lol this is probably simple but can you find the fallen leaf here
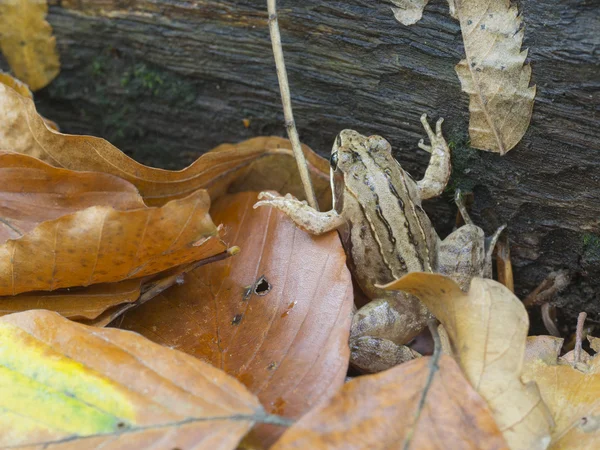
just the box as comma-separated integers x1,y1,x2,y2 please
383,273,553,450
272,355,508,449
0,153,226,295
523,336,600,449
0,0,60,90
118,191,354,447
0,78,329,207
389,0,430,26
0,309,276,448
454,0,536,154
0,279,142,321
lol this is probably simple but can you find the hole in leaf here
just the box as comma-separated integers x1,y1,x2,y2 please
231,314,243,326
254,276,271,296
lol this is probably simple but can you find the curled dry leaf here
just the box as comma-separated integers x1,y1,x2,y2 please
0,152,226,295
0,309,272,449
383,273,553,450
118,191,354,447
0,0,60,90
272,355,508,450
523,336,600,449
454,0,536,154
389,0,430,26
0,77,330,207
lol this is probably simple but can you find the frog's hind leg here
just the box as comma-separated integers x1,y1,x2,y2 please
417,114,452,200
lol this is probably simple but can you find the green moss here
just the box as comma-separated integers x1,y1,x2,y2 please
445,130,480,197
582,233,600,262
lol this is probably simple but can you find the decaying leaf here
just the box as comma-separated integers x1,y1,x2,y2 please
118,191,354,446
0,0,60,90
0,152,227,295
0,77,330,207
454,0,536,154
272,355,508,449
523,336,600,449
384,273,553,450
389,0,430,26
0,309,273,449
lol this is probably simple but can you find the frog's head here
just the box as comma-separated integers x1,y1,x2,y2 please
330,129,393,210
330,129,392,174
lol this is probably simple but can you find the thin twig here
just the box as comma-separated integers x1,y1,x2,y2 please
403,319,441,450
267,0,319,210
574,311,587,365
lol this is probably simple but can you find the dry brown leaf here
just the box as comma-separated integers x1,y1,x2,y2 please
384,273,553,450
118,191,354,447
390,0,430,26
0,153,227,295
0,152,145,242
523,336,600,449
0,78,329,206
0,279,142,321
0,309,278,449
454,0,536,154
0,0,60,90
272,355,508,449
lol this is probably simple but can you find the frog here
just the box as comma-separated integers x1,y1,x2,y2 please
254,114,504,373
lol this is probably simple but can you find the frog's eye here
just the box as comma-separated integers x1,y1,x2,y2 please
330,151,339,171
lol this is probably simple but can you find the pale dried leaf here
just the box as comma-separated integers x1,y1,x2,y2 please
0,0,60,90
389,0,429,26
272,355,508,450
523,336,600,449
454,0,536,154
383,273,553,450
118,191,354,447
0,310,266,448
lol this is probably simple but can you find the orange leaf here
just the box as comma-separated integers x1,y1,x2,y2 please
0,153,226,295
118,191,354,447
0,78,330,207
0,309,275,448
272,355,509,450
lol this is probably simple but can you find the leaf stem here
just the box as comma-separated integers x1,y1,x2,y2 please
267,0,319,211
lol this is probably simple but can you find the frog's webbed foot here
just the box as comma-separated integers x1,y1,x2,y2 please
350,336,420,374
254,191,345,235
417,114,451,200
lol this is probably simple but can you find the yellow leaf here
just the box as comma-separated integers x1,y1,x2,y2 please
382,273,554,450
454,0,536,154
523,336,600,449
0,0,60,91
0,310,266,448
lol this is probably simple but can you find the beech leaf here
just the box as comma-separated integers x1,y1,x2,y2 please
389,0,430,26
118,191,354,447
0,153,227,295
383,273,554,450
523,336,600,449
0,77,329,206
0,0,60,90
0,310,273,449
272,355,508,449
454,0,536,154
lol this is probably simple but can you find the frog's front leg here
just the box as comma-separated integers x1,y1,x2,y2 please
254,192,346,235
416,114,452,200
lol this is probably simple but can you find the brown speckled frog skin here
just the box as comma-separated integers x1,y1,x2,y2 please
255,114,503,373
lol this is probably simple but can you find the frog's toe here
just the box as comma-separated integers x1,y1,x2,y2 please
418,138,432,153
349,336,420,374
435,117,444,137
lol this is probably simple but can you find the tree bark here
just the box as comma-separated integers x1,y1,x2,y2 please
29,1,600,325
